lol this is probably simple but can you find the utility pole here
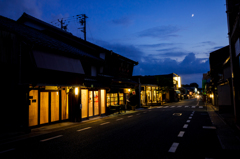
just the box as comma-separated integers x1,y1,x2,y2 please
78,14,88,41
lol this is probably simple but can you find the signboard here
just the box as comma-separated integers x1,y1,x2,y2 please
45,86,58,90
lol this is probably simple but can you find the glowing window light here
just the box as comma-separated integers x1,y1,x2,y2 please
75,87,79,95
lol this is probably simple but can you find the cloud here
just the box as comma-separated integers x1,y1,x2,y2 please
133,53,209,76
138,43,175,48
137,25,180,39
93,40,144,61
111,16,133,26
156,52,188,57
0,0,43,20
201,41,216,45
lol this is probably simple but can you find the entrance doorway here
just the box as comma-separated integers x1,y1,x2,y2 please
88,91,99,117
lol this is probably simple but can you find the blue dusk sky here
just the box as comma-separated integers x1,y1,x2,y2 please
0,0,229,87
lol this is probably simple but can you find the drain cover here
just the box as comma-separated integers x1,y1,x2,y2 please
173,113,182,116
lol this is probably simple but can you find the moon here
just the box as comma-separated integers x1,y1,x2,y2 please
192,14,194,17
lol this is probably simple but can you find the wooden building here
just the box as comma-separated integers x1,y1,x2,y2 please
0,13,138,132
133,73,181,106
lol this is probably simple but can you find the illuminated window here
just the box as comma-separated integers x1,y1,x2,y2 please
119,93,124,105
107,93,118,106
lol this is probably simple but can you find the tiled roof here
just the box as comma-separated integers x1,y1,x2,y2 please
0,15,103,61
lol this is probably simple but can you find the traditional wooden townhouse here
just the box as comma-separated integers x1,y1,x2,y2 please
133,73,181,107
0,13,138,132
226,0,240,126
208,46,233,113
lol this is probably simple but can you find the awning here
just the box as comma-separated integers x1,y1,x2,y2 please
33,50,85,74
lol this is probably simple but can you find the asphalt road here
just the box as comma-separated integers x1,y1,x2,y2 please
1,98,225,159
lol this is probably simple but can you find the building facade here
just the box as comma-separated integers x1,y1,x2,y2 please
0,13,138,132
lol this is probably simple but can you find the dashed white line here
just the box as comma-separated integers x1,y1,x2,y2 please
100,122,110,125
183,124,188,128
77,127,92,132
0,148,15,154
190,114,193,116
185,106,189,108
189,117,192,119
199,106,203,108
171,106,175,108
168,142,179,153
164,106,169,108
40,135,63,142
192,106,196,108
178,131,185,137
177,106,182,108
116,118,123,121
128,115,133,118
186,120,191,123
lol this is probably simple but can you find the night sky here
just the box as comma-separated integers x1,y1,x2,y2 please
0,0,228,87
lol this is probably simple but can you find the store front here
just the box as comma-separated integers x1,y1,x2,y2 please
141,85,162,106
81,89,106,119
28,86,69,127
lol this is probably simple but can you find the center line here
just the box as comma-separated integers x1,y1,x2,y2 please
100,122,110,125
190,114,193,116
183,124,188,128
178,131,185,137
77,127,91,132
168,142,179,153
186,120,191,123
128,115,133,118
185,106,189,108
189,117,192,119
40,135,63,142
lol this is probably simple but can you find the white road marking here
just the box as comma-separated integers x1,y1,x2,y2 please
186,120,191,123
192,106,196,108
136,113,140,115
116,118,123,121
164,106,169,108
185,106,189,108
171,106,175,108
168,142,179,153
178,131,185,137
0,148,15,154
203,126,216,129
199,106,203,108
177,106,182,108
77,127,92,132
183,124,188,128
100,122,110,125
189,117,192,119
190,114,193,116
128,115,133,118
40,135,63,142
158,106,163,108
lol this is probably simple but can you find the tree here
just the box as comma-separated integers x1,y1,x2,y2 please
190,83,199,88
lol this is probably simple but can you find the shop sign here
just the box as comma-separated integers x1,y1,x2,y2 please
45,86,58,90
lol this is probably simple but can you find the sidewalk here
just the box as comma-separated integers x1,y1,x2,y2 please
0,109,140,146
201,101,240,150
